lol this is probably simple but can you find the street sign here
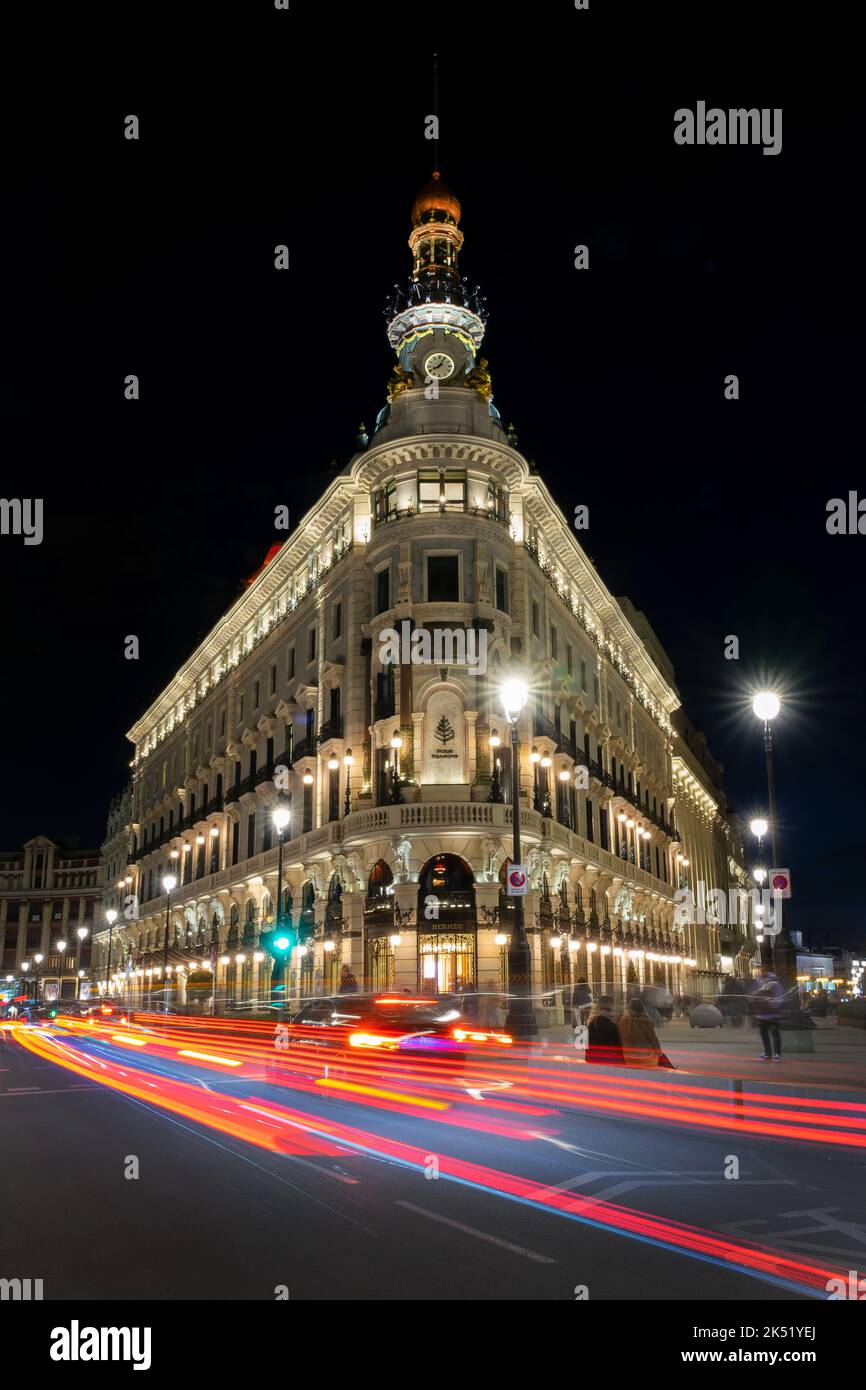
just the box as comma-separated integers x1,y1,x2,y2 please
506,865,528,897
769,869,792,898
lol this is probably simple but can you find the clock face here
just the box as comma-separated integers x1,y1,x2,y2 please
423,351,455,381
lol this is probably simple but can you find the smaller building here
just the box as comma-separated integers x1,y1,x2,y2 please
0,836,104,999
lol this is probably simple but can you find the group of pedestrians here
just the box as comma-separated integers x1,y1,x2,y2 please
581,994,672,1068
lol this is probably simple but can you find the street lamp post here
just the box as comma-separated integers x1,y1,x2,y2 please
272,802,291,1009
162,875,177,1016
76,926,89,997
343,749,353,817
55,940,67,1003
500,678,538,1041
751,692,794,985
104,910,118,992
33,954,43,1000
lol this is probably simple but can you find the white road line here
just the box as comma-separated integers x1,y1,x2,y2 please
0,1086,99,1096
396,1200,556,1264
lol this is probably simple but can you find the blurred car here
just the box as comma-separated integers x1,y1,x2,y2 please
282,993,512,1067
64,998,130,1022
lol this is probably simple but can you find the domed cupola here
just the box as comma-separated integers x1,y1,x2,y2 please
384,171,488,377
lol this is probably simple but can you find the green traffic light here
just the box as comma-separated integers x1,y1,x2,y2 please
275,936,291,951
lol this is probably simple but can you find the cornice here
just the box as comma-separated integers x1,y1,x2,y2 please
351,434,529,493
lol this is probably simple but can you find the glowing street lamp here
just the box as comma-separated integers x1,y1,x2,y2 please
499,676,536,1040
162,874,177,1016
751,689,793,979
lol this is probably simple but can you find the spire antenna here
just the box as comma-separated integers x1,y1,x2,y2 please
432,51,439,172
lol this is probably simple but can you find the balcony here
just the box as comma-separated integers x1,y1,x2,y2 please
317,717,344,743
293,736,315,761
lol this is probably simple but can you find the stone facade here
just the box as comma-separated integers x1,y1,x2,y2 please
0,837,102,999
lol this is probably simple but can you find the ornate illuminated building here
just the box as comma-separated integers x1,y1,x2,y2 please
92,174,757,1016
0,837,102,1000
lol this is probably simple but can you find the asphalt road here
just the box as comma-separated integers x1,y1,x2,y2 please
1,1024,863,1301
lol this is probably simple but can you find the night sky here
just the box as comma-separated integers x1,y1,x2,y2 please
5,12,863,951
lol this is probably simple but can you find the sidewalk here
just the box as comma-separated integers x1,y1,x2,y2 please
533,1016,866,1091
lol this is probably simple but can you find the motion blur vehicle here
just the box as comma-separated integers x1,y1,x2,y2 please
67,998,129,1022
283,993,512,1070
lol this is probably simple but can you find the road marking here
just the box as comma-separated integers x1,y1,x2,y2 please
0,1086,99,1096
396,1200,556,1264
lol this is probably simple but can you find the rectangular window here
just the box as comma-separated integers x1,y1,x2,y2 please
376,565,391,615
288,646,295,679
442,469,466,510
531,600,540,638
580,659,588,691
585,799,594,844
253,680,260,709
231,822,240,865
566,642,573,676
417,468,466,512
418,469,441,511
247,813,256,859
333,602,342,640
495,566,508,614
239,693,245,721
426,554,460,602
308,627,317,663
374,480,396,524
550,625,558,660
269,663,276,695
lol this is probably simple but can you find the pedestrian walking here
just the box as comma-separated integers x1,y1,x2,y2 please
338,965,359,994
618,998,664,1068
753,968,784,1060
586,995,623,1065
478,978,502,1029
572,977,592,1029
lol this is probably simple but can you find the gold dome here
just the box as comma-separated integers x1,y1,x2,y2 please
411,171,461,225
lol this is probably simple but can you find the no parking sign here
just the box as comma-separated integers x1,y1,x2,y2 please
506,865,528,896
769,869,792,898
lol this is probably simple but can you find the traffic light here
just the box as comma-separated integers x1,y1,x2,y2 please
258,927,295,957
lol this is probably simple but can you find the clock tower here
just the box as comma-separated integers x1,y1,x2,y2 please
384,172,490,396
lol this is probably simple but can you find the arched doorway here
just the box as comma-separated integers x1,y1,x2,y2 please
417,854,476,995
365,859,395,991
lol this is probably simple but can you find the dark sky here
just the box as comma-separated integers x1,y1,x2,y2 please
5,12,863,951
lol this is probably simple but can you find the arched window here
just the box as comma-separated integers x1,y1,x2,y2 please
367,859,393,901
326,874,343,931
417,854,475,926
246,900,256,924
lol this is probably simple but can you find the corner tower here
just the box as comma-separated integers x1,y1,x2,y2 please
376,174,503,441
